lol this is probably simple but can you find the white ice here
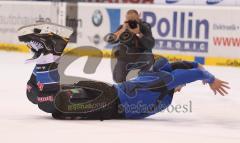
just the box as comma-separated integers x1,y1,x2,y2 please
0,52,239,143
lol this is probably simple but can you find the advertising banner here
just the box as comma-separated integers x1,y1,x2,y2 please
237,0,240,6
195,0,236,6
59,3,240,59
118,5,240,58
0,1,59,43
154,0,238,6
0,2,239,61
70,0,154,4
154,0,194,5
73,0,240,6
67,3,121,49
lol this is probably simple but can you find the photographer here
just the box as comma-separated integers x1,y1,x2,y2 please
107,9,155,83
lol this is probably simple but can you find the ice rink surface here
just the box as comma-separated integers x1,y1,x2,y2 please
0,52,239,143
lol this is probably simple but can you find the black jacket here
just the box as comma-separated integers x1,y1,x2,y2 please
115,21,155,53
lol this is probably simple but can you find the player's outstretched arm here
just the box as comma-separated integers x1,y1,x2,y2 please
167,64,230,96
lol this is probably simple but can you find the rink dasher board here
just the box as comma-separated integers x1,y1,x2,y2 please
0,43,239,68
0,2,240,67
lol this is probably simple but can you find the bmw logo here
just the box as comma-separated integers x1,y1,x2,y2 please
92,10,103,27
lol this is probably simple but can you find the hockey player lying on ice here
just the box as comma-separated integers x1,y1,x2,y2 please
18,23,230,120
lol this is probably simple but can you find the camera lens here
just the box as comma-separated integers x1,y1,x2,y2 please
119,30,133,43
128,20,138,29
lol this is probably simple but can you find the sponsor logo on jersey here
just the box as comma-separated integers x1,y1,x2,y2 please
37,95,54,102
37,81,44,91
